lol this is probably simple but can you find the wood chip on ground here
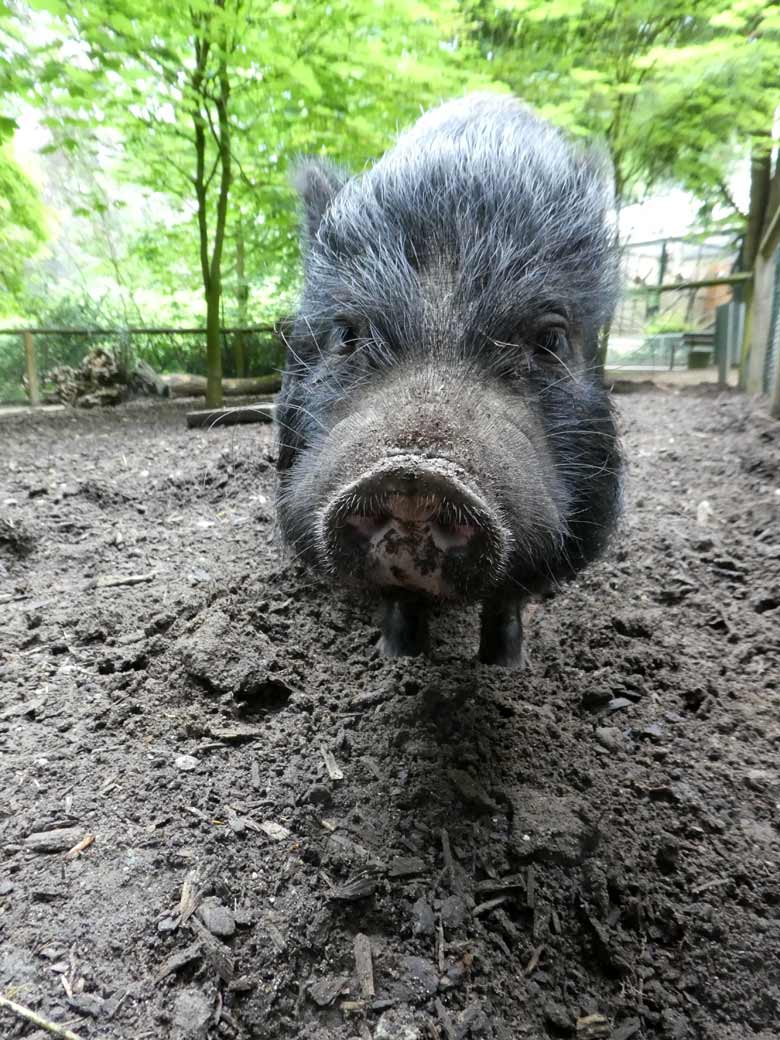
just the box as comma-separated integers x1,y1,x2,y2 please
353,933,375,998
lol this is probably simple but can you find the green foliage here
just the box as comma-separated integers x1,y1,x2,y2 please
470,0,780,211
0,145,46,311
0,0,777,400
645,315,695,336
17,0,473,401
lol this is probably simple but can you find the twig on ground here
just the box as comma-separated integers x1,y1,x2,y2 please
93,571,156,589
63,834,94,860
525,944,545,975
473,894,510,917
0,994,85,1040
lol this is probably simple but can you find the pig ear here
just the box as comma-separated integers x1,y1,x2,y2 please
293,158,348,244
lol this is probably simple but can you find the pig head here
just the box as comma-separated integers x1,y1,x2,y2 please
275,93,622,665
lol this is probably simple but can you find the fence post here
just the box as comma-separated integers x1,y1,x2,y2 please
23,331,40,407
772,358,780,418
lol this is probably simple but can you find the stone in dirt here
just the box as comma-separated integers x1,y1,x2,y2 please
374,1008,422,1040
447,768,498,813
595,726,623,752
178,607,288,702
172,987,212,1039
304,783,333,806
306,974,347,1007
508,787,596,865
392,956,439,1002
577,1012,611,1038
411,897,435,936
197,896,236,938
67,993,105,1018
544,998,573,1032
175,754,199,771
0,517,34,558
259,820,291,841
440,894,467,930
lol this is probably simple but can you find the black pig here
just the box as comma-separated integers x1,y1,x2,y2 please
275,94,622,667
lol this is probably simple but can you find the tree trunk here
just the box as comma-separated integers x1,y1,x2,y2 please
205,282,223,408
190,14,230,411
234,219,248,378
204,35,231,408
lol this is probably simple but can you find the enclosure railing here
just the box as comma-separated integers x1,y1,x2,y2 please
609,272,752,386
0,272,760,405
0,324,280,406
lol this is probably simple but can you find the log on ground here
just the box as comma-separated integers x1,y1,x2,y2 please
163,373,281,398
186,403,276,429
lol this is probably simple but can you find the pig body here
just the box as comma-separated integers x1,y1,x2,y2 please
276,94,622,666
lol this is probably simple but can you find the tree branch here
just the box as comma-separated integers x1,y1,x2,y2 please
716,179,748,220
209,42,231,288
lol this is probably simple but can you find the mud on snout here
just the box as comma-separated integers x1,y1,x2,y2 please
319,454,512,600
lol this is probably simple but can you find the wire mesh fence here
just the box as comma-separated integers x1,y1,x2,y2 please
0,325,285,404
607,232,743,381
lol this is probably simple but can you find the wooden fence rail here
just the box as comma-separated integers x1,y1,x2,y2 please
626,272,752,294
0,325,281,408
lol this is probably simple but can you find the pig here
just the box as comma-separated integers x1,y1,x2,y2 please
275,93,622,667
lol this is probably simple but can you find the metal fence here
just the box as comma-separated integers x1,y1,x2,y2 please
763,246,780,397
606,232,744,383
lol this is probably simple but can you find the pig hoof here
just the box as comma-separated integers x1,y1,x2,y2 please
379,598,428,657
479,598,526,668
479,642,528,670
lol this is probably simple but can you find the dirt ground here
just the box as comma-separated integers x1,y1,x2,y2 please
1,388,779,1040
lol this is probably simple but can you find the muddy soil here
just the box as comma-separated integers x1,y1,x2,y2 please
1,391,779,1040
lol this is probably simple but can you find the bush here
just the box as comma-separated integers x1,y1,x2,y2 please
645,316,695,335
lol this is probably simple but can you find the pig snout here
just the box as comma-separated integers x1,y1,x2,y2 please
322,458,508,599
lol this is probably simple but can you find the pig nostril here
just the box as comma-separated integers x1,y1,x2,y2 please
343,513,388,539
430,519,476,550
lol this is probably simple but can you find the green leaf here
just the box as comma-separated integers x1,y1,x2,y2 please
287,61,323,99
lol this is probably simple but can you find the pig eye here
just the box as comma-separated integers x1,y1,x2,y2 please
533,315,570,362
332,319,361,357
